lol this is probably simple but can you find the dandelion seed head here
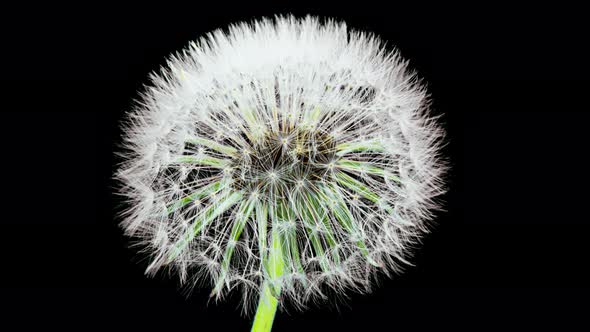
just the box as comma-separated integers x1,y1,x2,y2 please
117,15,446,313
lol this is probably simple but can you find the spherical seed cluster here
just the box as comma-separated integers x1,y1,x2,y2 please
117,16,446,312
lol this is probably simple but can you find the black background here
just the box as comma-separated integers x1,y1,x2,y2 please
3,3,588,330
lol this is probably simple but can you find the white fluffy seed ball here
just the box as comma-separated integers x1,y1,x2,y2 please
117,15,446,312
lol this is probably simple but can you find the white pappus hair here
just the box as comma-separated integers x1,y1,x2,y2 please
116,15,446,313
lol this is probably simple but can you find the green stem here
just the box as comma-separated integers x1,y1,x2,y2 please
251,222,284,332
251,281,279,332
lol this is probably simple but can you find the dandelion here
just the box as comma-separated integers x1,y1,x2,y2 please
117,15,446,332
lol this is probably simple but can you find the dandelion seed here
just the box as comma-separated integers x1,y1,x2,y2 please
117,15,446,332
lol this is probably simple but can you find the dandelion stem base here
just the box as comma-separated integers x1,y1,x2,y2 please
251,281,279,332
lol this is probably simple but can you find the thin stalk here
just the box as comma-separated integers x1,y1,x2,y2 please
251,220,284,332
251,281,279,332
